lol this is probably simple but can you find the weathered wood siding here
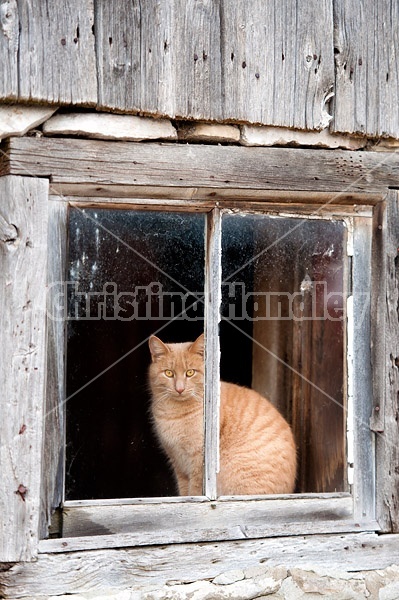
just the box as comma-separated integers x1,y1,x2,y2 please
0,176,49,561
2,0,398,137
1,0,97,104
333,0,399,138
96,0,334,128
377,191,399,532
2,0,334,130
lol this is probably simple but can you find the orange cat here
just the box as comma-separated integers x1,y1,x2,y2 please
148,333,296,496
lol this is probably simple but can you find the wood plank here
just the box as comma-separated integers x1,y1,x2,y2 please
95,0,332,127
376,190,399,532
2,137,399,194
351,217,375,522
333,0,399,137
39,201,67,539
173,0,222,120
17,0,97,104
0,0,19,99
96,0,222,119
221,0,334,129
370,201,387,432
204,209,221,499
0,533,397,597
138,2,175,117
42,496,379,553
95,0,141,111
49,187,383,207
0,175,49,562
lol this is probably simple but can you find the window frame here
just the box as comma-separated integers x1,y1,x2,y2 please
0,136,397,563
41,197,377,553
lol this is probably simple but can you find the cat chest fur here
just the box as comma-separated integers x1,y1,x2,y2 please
151,398,204,478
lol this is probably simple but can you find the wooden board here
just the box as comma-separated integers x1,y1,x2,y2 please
376,190,399,531
95,0,332,127
97,0,222,120
0,175,49,562
1,137,399,196
0,0,97,105
221,0,334,129
39,495,380,553
0,533,398,598
351,218,375,522
333,0,399,137
39,201,67,539
175,0,223,120
204,209,221,499
370,201,387,433
95,0,142,111
0,0,19,98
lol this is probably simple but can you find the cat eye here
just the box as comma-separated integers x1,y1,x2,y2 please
164,370,174,378
186,369,195,377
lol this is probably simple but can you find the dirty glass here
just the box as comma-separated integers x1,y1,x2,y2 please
221,213,346,493
66,208,205,500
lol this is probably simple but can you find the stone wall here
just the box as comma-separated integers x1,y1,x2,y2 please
0,104,368,149
3,103,398,152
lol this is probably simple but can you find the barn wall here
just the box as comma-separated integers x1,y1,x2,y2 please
1,0,399,137
2,0,399,597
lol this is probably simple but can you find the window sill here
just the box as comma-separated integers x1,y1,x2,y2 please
39,493,379,553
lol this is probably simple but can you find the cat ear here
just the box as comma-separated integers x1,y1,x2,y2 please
189,333,204,356
149,335,169,359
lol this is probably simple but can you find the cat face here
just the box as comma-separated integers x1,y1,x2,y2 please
148,334,204,402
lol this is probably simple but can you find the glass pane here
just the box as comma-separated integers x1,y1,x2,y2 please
220,213,346,494
66,208,205,500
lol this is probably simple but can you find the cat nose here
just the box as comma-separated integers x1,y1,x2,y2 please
176,383,185,394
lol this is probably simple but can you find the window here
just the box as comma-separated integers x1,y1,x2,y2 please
51,201,375,548
2,138,396,562
65,207,348,501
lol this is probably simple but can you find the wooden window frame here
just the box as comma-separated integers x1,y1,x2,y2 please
1,137,399,565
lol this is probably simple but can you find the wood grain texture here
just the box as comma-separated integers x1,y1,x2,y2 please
204,209,221,499
351,217,375,523
39,201,67,539
0,0,19,98
96,0,222,119
95,0,332,127
370,201,386,433
16,0,97,104
2,137,399,195
95,0,141,111
174,0,222,120
333,0,399,137
376,191,399,532
42,495,379,553
3,1,399,138
0,175,49,562
221,0,334,128
0,533,398,597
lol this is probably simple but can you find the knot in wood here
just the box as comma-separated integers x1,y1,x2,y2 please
16,484,28,502
0,214,18,245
